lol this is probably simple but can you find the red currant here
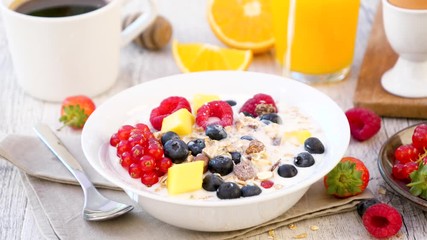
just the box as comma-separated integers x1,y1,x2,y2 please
260,180,274,189
141,171,159,187
158,157,173,173
117,140,131,156
120,151,134,169
139,155,156,173
394,144,419,164
128,134,146,148
117,125,134,140
412,124,427,151
128,163,142,178
392,161,418,182
109,133,120,147
147,137,164,160
131,144,144,161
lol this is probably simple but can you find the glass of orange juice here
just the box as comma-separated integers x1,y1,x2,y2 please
271,0,360,83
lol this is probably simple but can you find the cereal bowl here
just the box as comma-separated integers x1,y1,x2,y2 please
81,71,350,231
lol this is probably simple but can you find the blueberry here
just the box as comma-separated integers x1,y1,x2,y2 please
161,131,180,145
225,100,237,106
187,139,206,156
229,151,241,164
294,152,315,167
202,174,224,192
259,113,282,124
216,182,241,199
304,137,325,154
205,124,227,140
242,112,254,118
164,139,189,164
208,155,234,176
277,164,298,178
240,135,254,141
241,185,262,197
356,198,380,217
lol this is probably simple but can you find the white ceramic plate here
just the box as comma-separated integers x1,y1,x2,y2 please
81,71,350,231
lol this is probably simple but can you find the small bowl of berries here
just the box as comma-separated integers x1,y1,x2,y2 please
81,71,350,231
378,122,427,211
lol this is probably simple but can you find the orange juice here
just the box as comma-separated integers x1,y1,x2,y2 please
271,0,360,77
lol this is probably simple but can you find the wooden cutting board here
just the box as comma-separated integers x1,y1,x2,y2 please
353,4,427,119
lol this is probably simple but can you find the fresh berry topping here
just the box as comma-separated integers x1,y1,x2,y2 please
412,124,427,151
259,113,282,124
324,157,370,198
119,151,134,169
239,93,277,117
225,100,237,106
187,138,206,156
59,95,96,129
146,137,164,160
394,144,419,164
277,164,298,178
139,155,156,173
141,171,159,187
202,174,224,191
345,107,381,141
196,100,233,129
158,157,173,173
205,124,228,140
208,155,234,176
392,161,418,182
117,125,135,140
216,182,241,199
160,131,180,145
356,198,381,217
407,161,427,200
362,203,402,238
260,180,274,189
109,133,120,147
241,185,262,197
128,163,142,178
229,151,241,164
149,96,191,130
294,152,315,167
304,137,325,154
163,139,189,164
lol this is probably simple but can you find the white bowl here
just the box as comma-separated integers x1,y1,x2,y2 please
81,71,350,232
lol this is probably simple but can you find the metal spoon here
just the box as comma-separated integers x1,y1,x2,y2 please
34,123,134,221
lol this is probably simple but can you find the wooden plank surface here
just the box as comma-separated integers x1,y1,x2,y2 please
1,0,427,239
354,3,427,119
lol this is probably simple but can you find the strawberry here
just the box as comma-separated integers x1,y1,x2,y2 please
59,95,96,129
324,157,370,198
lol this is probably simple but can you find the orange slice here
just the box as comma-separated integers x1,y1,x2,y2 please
172,40,252,73
207,0,274,54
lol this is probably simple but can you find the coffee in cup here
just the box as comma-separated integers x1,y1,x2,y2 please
388,0,427,9
11,0,107,17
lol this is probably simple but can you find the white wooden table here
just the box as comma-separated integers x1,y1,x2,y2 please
1,0,426,239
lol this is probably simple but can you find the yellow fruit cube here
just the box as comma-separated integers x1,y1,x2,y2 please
167,161,204,195
283,130,312,144
192,94,220,113
161,108,194,136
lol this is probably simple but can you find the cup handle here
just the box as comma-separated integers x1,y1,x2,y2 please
120,0,157,47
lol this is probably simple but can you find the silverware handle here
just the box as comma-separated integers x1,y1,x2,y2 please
33,123,88,182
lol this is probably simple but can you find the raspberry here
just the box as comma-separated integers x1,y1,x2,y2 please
239,93,278,117
412,124,427,151
362,203,402,238
196,100,233,129
345,107,381,141
149,96,191,130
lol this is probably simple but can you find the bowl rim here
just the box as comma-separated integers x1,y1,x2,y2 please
82,70,350,207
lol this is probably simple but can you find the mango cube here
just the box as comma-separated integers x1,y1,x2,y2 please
283,130,312,144
167,161,204,195
192,94,220,113
161,108,194,136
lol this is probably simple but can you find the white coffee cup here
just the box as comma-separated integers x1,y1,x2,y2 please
0,0,157,101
